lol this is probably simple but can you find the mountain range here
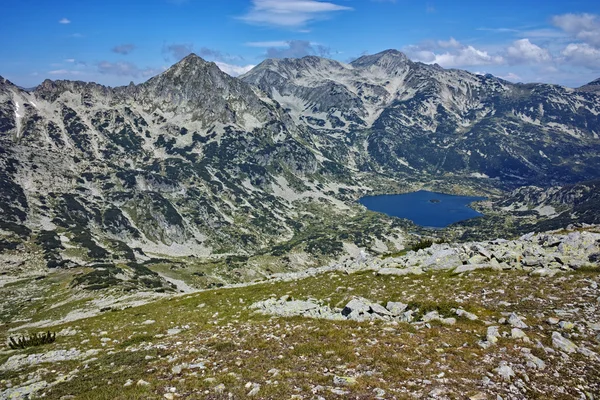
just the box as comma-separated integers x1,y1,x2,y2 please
1,50,599,281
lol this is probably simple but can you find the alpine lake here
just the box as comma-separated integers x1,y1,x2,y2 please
359,190,486,228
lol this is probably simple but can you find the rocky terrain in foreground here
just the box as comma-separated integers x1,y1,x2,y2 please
0,226,598,399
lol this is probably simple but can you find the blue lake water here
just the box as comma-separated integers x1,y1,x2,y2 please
359,190,486,228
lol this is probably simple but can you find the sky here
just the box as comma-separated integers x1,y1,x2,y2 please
1,0,600,88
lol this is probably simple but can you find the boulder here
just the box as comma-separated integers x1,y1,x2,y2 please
508,313,528,329
377,267,423,276
342,297,390,321
386,301,408,316
552,332,577,353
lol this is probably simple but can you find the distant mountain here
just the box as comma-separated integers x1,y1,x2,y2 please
242,49,600,185
1,51,600,273
578,78,600,93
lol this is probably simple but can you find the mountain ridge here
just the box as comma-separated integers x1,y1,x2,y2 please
0,50,599,283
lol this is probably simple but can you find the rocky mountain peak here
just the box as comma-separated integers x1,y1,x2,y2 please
350,49,411,72
586,77,600,86
577,77,600,93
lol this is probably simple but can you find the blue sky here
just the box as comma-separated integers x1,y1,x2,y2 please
1,0,600,87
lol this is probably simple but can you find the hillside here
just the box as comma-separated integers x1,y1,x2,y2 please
0,226,599,399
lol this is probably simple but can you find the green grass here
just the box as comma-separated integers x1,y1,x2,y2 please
1,265,599,399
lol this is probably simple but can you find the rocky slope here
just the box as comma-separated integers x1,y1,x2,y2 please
0,55,380,276
242,50,600,185
1,51,600,288
1,226,599,399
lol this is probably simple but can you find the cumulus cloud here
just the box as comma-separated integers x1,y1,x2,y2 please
498,72,522,82
59,18,71,24
553,13,600,47
261,40,331,58
112,44,136,55
560,43,600,69
97,61,161,78
246,41,290,47
437,37,460,49
505,39,551,64
215,62,256,76
239,0,352,27
48,69,82,76
406,39,504,68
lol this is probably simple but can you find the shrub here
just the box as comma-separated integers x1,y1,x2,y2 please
412,239,434,251
8,331,56,349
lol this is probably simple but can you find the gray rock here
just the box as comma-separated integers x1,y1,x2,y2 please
508,313,528,329
342,297,390,321
511,328,529,341
455,308,478,320
386,301,408,316
454,264,490,274
377,267,423,276
552,331,577,353
523,352,546,370
494,362,515,381
333,376,357,386
487,326,501,344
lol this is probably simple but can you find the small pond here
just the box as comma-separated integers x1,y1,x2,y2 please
359,190,486,228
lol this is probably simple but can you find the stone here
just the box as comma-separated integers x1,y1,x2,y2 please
547,317,560,325
552,332,577,353
440,317,457,325
333,376,356,386
377,267,423,276
530,268,556,277
487,326,501,344
511,328,529,341
124,379,133,387
455,308,478,320
508,313,528,329
214,383,226,394
494,362,515,381
577,346,598,359
454,264,490,274
386,301,408,316
422,311,441,323
342,297,390,321
137,379,150,387
247,384,260,397
523,352,546,370
558,321,575,330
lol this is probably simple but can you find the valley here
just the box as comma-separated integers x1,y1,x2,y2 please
0,49,599,399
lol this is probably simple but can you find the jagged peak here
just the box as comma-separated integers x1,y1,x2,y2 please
350,49,411,70
0,75,17,88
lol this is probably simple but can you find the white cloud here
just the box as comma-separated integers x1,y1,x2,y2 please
246,41,291,47
59,18,71,24
97,61,161,78
505,39,551,64
553,13,600,47
239,0,352,27
64,58,75,63
407,40,504,68
498,72,522,82
437,37,460,49
214,62,256,76
560,43,600,69
48,69,82,76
